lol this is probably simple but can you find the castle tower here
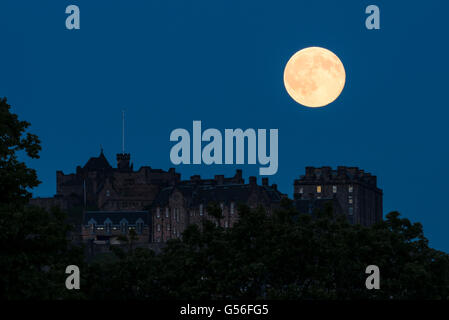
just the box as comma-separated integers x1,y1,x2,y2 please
116,152,131,170
293,166,383,226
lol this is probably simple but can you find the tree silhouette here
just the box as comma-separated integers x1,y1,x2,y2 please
0,98,84,300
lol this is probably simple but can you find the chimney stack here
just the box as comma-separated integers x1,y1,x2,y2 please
249,176,257,185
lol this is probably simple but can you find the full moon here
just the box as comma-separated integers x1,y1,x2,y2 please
283,47,346,108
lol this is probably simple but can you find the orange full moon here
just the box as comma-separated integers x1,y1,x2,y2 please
283,47,346,108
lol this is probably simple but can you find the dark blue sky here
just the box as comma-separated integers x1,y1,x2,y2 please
1,1,448,252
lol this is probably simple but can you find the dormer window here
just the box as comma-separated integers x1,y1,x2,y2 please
136,218,144,234
120,219,128,234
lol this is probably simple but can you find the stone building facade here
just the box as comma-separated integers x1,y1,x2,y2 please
151,171,285,242
31,149,180,212
293,166,383,226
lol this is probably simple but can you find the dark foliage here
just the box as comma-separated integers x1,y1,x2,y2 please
1,97,448,300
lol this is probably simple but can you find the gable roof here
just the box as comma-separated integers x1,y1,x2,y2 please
83,150,112,171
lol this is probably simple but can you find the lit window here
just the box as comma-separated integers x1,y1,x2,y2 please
230,202,235,215
349,185,353,193
157,224,161,232
299,187,304,194
317,186,322,193
106,190,110,197
220,203,224,212
200,204,204,216
165,208,169,218
225,221,229,228
348,196,353,204
167,224,171,231
333,185,337,193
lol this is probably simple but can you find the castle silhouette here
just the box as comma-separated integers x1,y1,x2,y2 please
31,150,382,245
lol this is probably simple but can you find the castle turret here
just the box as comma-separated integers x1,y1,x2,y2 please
116,153,131,170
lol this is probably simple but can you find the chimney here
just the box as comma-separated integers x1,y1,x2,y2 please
262,177,268,186
249,176,257,185
305,167,315,176
215,175,224,185
337,166,346,177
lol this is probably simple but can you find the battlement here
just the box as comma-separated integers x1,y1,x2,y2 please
296,166,377,186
